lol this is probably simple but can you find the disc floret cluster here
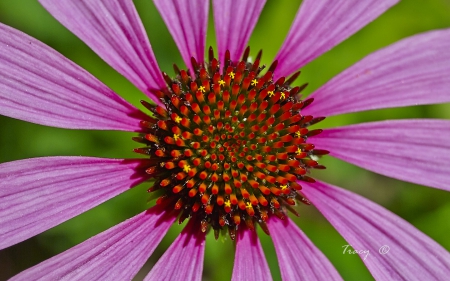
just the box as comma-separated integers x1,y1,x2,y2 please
133,47,327,239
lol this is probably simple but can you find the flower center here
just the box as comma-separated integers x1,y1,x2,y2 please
134,47,327,239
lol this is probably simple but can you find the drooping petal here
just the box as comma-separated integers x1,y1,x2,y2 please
0,157,149,250
0,23,146,131
145,219,206,281
153,0,209,70
311,119,450,191
11,206,177,280
231,229,272,281
274,0,399,79
267,218,342,281
303,29,450,117
213,0,267,64
302,180,450,280
39,0,166,104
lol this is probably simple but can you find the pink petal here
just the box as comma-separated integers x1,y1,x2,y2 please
274,0,399,79
213,0,267,64
302,180,450,280
303,29,450,117
11,206,177,280
39,0,166,104
231,229,272,281
0,157,149,250
153,0,209,70
145,219,206,281
311,119,450,191
267,218,342,281
0,23,145,131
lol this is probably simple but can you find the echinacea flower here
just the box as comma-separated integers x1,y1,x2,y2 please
1,0,450,280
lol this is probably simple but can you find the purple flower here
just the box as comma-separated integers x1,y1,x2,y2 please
1,0,450,280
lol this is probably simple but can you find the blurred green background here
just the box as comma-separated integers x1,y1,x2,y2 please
1,0,450,280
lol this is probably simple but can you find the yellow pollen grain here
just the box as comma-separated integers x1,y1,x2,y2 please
228,72,235,79
280,92,286,100
245,202,252,208
295,131,302,138
174,116,182,123
251,79,258,86
296,147,303,155
225,200,231,208
198,86,206,93
183,164,191,173
268,90,274,97
173,134,180,141
280,184,288,190
218,80,225,86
